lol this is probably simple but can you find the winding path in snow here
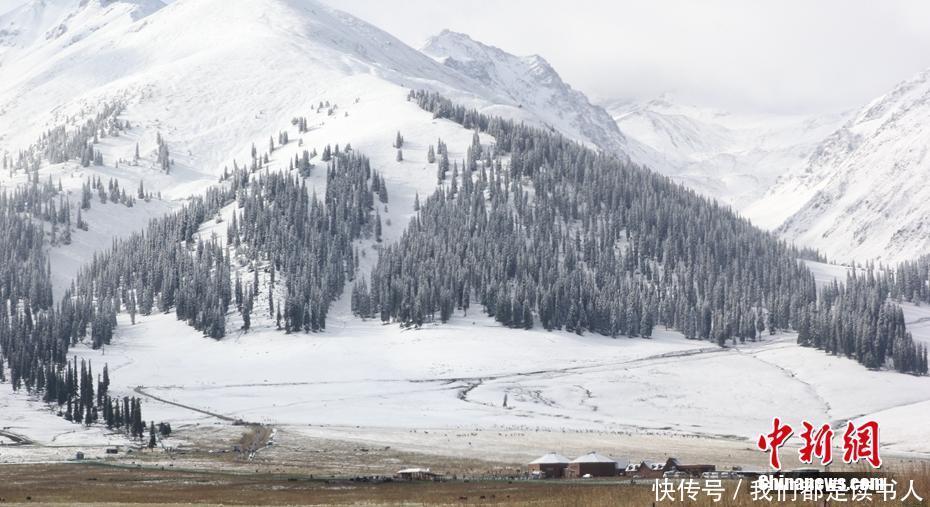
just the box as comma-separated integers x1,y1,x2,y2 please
731,341,834,420
0,429,34,446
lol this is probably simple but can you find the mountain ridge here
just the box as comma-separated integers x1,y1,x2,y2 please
0,0,644,294
1,0,628,169
749,66,930,262
421,29,629,155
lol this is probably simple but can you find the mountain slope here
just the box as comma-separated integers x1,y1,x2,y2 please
747,68,930,262
0,0,477,291
0,0,119,55
421,29,628,154
1,0,639,294
0,0,474,177
0,0,166,65
0,0,625,182
606,96,848,210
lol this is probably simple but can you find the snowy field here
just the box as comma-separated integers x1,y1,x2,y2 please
3,240,930,467
9,297,923,464
0,385,133,463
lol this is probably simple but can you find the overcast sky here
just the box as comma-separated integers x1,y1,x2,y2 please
324,0,930,115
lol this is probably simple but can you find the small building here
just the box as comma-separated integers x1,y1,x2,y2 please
626,460,665,478
105,448,119,455
664,458,715,477
75,451,85,460
528,452,570,478
395,467,442,481
566,452,620,478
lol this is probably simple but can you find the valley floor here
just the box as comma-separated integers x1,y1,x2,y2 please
2,260,928,475
4,294,930,471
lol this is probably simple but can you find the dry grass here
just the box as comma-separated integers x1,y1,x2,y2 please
0,463,927,506
236,425,274,455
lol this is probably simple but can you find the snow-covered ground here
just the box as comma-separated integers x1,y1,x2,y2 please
0,315,900,460
7,306,930,464
901,302,930,348
0,258,899,463
801,259,853,289
32,296,926,462
0,386,132,463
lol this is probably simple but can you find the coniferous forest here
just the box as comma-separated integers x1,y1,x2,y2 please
1,93,928,442
0,131,399,437
0,185,150,437
1,144,378,428
357,90,926,374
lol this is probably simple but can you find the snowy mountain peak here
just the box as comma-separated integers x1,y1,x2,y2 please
425,29,557,76
423,29,565,95
422,29,627,153
0,0,68,55
0,0,636,186
424,29,505,62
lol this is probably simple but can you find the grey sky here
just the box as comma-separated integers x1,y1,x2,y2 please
324,0,930,115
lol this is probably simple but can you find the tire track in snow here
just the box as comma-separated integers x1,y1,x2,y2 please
735,339,930,442
443,345,725,387
733,344,835,424
131,345,725,433
0,428,34,446
452,345,730,427
905,316,930,326
133,386,253,424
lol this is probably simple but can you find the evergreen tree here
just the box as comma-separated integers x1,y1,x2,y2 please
148,421,157,449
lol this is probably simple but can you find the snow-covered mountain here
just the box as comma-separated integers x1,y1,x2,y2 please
608,83,930,264
5,0,930,469
0,0,462,175
0,0,638,291
605,95,848,210
746,68,930,263
5,0,927,267
0,0,627,179
421,30,627,154
0,0,164,62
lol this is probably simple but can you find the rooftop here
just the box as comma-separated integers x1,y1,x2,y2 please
529,452,571,465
